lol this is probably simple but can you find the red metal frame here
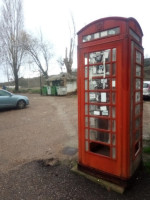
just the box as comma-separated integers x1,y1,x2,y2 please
77,17,143,180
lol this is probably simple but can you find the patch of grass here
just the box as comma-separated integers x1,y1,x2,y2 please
143,146,150,154
28,88,41,94
144,160,150,173
10,88,41,94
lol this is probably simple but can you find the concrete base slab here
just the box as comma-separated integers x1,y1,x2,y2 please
71,164,125,194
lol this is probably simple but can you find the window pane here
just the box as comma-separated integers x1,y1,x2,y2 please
135,92,141,102
108,27,120,35
136,79,141,89
112,147,116,159
89,52,103,64
85,129,88,139
112,107,116,118
94,32,100,39
112,134,116,145
89,117,110,130
129,29,140,42
136,65,141,77
83,27,120,43
90,130,110,143
85,67,88,78
90,142,110,157
85,117,88,127
89,64,110,78
136,51,142,64
85,79,88,90
135,129,141,141
112,48,116,61
89,78,110,90
85,141,89,151
85,92,88,103
112,92,116,104
135,104,141,116
112,79,116,89
112,63,116,76
89,50,111,64
135,117,141,128
84,54,88,65
0,90,10,96
89,105,110,117
112,120,116,132
85,104,88,115
89,92,110,103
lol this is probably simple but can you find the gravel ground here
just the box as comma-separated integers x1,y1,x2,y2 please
0,94,150,199
0,160,150,200
0,94,78,172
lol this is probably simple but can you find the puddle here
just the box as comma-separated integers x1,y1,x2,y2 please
62,146,78,156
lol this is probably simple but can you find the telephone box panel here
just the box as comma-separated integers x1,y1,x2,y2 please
77,17,143,181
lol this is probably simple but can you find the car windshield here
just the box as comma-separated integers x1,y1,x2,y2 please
0,90,11,96
143,83,149,88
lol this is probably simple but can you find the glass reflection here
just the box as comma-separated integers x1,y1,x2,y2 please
85,67,88,78
84,54,88,65
89,78,110,90
136,65,141,77
85,79,88,90
136,51,142,64
136,79,141,89
89,49,110,64
89,64,110,78
135,104,141,116
90,130,110,143
89,105,110,116
112,48,116,61
135,117,141,128
112,63,116,76
85,92,88,103
89,92,110,103
90,117,110,130
135,92,141,102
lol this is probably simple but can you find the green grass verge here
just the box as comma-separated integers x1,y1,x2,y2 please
28,88,41,94
143,145,150,173
8,88,41,94
144,160,150,173
143,146,150,154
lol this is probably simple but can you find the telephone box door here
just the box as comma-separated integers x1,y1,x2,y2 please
78,42,123,176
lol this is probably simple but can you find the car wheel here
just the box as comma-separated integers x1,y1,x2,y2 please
17,100,26,109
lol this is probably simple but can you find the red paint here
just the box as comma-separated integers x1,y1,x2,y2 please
77,17,143,180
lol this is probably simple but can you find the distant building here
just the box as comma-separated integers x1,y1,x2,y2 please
47,72,77,94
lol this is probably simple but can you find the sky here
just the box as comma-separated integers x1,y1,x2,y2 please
0,0,150,82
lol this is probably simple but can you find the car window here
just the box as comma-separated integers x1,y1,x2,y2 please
0,90,11,96
143,83,149,88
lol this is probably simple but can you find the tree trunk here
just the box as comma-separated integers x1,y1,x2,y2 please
14,71,19,91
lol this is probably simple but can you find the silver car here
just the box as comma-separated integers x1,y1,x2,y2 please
143,81,150,99
0,89,29,109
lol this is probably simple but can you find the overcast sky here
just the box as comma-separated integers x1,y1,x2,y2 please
0,0,150,82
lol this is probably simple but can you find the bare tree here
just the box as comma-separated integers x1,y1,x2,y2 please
63,14,76,75
57,57,64,73
24,32,53,80
0,0,27,91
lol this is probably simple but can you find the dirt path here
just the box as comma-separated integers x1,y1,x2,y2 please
0,94,150,173
0,94,78,172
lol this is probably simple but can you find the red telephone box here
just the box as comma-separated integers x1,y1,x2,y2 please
77,17,143,184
